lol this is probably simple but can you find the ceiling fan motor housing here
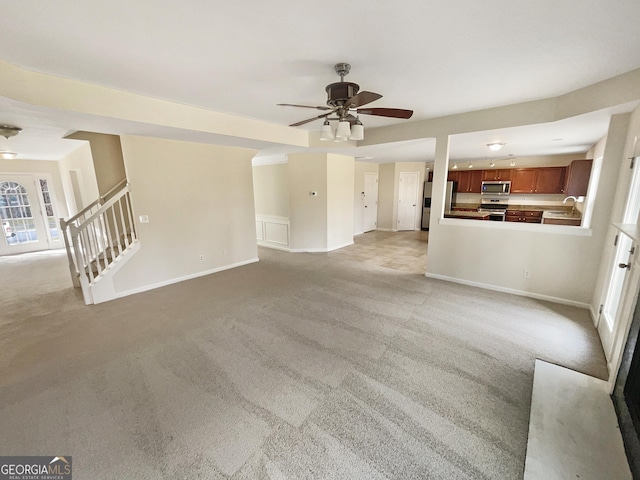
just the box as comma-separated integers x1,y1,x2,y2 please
325,82,360,108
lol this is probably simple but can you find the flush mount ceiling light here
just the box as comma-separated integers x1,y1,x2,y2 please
0,125,22,139
0,151,18,159
487,142,506,151
0,125,21,159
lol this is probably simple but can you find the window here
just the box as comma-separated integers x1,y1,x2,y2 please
39,178,60,241
0,181,38,246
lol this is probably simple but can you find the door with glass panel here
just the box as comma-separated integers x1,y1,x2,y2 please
0,174,62,255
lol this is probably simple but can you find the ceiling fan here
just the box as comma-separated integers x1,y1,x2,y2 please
278,63,413,140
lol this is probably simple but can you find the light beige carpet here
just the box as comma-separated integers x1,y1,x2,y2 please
0,246,607,479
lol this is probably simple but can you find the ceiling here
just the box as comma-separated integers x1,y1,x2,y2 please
1,1,640,163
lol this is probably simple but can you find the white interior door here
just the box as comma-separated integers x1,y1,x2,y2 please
397,171,420,231
599,234,635,358
363,173,378,232
0,174,58,255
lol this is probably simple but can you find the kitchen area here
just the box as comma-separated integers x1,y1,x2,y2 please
421,159,592,229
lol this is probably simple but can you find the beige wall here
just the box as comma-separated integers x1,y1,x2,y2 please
426,112,633,306
288,153,328,251
395,162,427,230
327,154,355,249
113,135,258,295
252,163,289,217
57,143,99,215
0,158,69,220
377,163,396,230
66,132,126,195
354,162,379,235
376,162,426,231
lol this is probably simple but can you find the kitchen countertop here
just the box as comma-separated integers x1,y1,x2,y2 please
444,210,491,219
453,204,575,213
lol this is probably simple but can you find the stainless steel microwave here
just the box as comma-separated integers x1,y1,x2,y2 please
481,181,511,195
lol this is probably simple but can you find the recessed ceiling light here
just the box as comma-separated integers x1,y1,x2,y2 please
487,142,506,151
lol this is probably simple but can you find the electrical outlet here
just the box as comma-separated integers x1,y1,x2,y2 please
523,269,531,279
199,255,204,261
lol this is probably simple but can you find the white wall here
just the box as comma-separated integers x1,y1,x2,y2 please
425,113,633,306
113,135,258,295
57,143,99,215
327,154,354,250
353,162,379,235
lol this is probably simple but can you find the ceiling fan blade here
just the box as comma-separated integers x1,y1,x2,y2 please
289,109,337,127
344,91,382,109
277,103,332,111
356,108,414,119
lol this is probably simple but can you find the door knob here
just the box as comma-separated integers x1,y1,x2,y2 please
619,263,631,270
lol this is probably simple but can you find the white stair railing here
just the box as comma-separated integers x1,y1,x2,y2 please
60,181,137,301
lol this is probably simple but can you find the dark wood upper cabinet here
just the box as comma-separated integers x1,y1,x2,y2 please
447,170,483,193
511,169,537,193
564,159,593,196
535,167,566,194
511,167,565,194
482,169,512,181
468,170,483,193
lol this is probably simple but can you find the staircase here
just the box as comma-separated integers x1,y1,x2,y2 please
60,180,139,304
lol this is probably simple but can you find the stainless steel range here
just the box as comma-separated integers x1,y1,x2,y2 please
479,195,509,221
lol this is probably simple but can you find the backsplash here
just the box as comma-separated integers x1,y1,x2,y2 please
456,192,570,206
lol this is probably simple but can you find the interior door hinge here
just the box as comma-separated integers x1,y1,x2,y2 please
599,304,603,315
631,157,636,169
614,234,619,247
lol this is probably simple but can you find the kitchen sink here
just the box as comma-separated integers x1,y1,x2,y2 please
546,211,569,215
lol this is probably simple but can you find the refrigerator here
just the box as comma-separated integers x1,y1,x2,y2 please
421,181,455,230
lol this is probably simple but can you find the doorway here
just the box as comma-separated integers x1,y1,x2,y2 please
0,174,63,255
363,172,378,232
397,171,420,231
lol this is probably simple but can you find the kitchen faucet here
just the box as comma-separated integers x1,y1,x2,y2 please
563,196,579,214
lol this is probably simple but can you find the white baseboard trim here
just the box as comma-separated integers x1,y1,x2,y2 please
257,241,291,252
589,304,599,326
376,228,398,232
327,240,354,251
289,241,354,253
113,257,260,301
424,272,591,309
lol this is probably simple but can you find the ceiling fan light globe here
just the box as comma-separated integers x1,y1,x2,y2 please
335,121,351,141
349,123,364,141
320,123,334,141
